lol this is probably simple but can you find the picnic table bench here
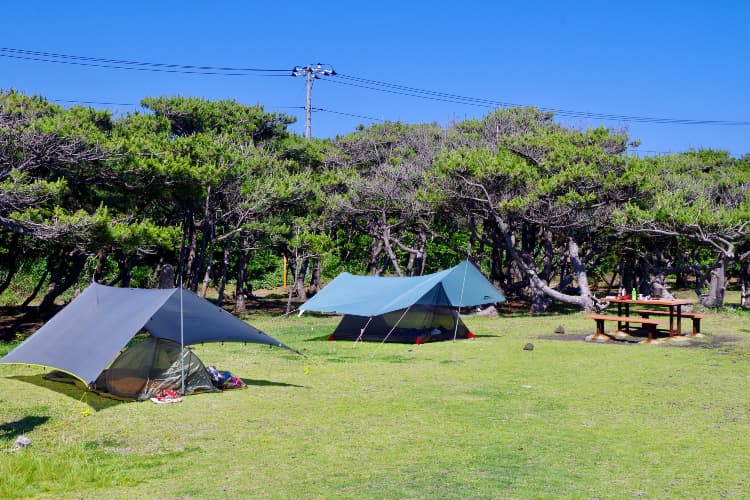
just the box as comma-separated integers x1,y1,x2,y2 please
631,309,707,336
587,314,664,343
606,297,697,336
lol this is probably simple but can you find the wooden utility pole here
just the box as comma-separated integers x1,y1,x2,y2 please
291,63,336,139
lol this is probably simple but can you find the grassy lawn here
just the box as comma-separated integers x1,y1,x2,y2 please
1,307,749,498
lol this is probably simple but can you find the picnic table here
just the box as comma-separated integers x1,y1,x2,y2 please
606,297,698,337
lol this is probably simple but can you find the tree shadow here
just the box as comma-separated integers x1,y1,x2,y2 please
241,378,305,388
8,375,124,411
0,415,50,440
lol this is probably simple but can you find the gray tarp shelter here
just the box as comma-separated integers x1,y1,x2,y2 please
0,282,294,387
300,260,505,343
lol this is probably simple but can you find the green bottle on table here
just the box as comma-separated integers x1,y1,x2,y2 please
631,288,637,300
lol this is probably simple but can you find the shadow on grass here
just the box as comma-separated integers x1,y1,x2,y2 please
305,335,334,342
241,378,305,388
0,415,50,440
8,375,124,411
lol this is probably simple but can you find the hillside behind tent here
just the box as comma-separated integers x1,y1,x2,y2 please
0,282,295,389
300,260,505,343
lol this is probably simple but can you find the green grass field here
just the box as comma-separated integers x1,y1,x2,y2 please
1,308,749,499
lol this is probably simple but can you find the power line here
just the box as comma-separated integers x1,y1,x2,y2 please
3,46,747,128
330,73,750,127
312,107,382,122
0,47,288,76
45,97,378,125
50,98,139,107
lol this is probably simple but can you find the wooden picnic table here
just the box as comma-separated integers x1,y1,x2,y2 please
606,297,697,337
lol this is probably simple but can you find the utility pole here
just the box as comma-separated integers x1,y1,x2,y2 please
291,63,335,140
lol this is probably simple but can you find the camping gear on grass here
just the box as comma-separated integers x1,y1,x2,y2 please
93,338,217,400
0,282,295,399
300,260,505,343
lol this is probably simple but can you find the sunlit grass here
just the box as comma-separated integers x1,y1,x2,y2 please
0,310,748,498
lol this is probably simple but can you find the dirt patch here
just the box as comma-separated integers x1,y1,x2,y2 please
537,332,746,351
537,333,590,343
696,334,746,350
0,306,57,342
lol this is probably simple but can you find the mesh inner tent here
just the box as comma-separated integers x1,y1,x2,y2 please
96,337,218,400
330,304,471,343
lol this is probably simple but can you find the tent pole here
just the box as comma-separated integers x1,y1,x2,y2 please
453,260,470,342
371,306,411,358
354,316,374,346
180,279,185,395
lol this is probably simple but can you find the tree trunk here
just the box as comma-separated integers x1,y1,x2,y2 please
381,226,402,276
234,239,247,314
637,259,652,297
0,233,20,295
308,258,321,294
191,218,210,292
529,231,555,313
620,257,637,296
649,272,676,300
177,211,190,285
369,239,383,276
285,253,302,315
21,267,49,307
495,215,594,311
217,235,234,307
184,213,198,290
293,257,309,299
674,269,689,289
92,248,108,283
200,225,215,298
488,236,505,290
0,261,17,296
529,279,551,313
414,228,427,276
158,264,175,289
110,250,133,288
701,258,726,308
405,250,416,276
567,236,595,310
740,260,749,309
39,252,87,312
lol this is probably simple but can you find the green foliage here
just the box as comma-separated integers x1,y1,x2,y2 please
613,151,750,251
3,89,749,310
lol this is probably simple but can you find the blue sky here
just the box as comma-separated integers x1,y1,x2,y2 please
2,1,748,156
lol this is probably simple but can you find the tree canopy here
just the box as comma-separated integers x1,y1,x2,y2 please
1,90,748,313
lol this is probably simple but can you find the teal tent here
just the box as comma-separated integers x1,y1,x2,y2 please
300,260,505,343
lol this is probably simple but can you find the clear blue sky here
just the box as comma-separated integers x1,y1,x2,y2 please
2,1,748,156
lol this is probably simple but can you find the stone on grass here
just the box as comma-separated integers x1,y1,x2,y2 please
585,333,611,343
12,435,31,451
523,343,534,351
474,305,498,317
610,330,635,341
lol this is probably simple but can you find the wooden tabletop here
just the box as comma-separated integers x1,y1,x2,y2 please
605,297,696,306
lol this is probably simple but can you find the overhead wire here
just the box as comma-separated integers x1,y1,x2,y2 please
2,46,747,128
50,98,139,107
311,107,382,122
0,47,289,76
330,73,750,127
